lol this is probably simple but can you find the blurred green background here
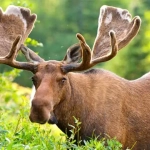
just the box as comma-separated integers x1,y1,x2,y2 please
0,0,150,87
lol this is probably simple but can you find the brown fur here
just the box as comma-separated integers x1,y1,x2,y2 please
29,61,150,150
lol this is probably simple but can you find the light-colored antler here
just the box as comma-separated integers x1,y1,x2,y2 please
0,36,36,72
0,5,36,57
92,5,141,59
0,5,43,72
62,5,141,72
0,5,141,74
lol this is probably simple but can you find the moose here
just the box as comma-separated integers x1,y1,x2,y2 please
0,5,150,150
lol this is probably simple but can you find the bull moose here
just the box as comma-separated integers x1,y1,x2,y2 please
0,5,150,150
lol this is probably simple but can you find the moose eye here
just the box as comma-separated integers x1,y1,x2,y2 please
61,77,67,84
58,77,67,85
57,77,67,88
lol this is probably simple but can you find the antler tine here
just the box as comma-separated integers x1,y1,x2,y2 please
76,33,92,69
62,31,118,72
0,36,36,73
62,31,118,73
77,32,118,69
91,30,118,65
6,36,21,60
92,31,118,66
118,16,141,49
62,33,92,73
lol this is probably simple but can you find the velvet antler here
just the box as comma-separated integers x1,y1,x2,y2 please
0,5,36,56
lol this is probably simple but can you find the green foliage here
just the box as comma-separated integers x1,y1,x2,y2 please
83,137,122,150
25,38,43,47
0,69,22,103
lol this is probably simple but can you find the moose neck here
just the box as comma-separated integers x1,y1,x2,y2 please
54,71,95,137
53,69,141,140
53,69,122,139
54,69,150,143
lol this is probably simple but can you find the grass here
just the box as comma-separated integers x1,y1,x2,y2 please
0,70,124,150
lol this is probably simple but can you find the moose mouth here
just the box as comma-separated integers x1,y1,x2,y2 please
29,111,58,124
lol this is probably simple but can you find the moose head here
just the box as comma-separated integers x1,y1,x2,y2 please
0,5,140,124
2,5,150,150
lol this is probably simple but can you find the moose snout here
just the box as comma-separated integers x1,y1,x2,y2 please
29,111,58,124
29,109,50,124
29,99,58,124
29,99,51,124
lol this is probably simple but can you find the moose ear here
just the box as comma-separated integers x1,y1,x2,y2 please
63,44,82,64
